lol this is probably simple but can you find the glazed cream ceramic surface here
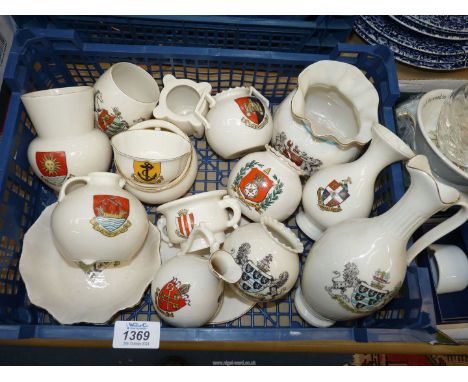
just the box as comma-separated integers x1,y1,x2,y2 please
428,244,468,294
158,224,256,324
227,145,303,222
291,60,379,147
94,62,160,137
121,144,198,205
51,172,149,265
415,89,468,191
297,123,415,240
156,190,241,252
221,216,303,302
153,74,212,138
151,224,241,327
272,90,360,177
208,284,256,324
295,155,468,327
19,204,161,325
22,86,112,191
112,120,192,190
204,86,273,159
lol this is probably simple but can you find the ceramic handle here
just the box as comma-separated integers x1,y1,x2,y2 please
58,176,90,202
156,215,172,246
127,119,190,143
250,86,270,108
406,193,468,265
194,90,216,135
218,196,241,230
179,222,220,256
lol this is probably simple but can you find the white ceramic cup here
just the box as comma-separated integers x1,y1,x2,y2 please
413,90,468,191
94,62,160,137
428,244,468,295
156,190,241,252
21,86,94,138
111,120,192,190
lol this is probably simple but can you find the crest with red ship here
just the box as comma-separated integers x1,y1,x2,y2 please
89,194,132,237
155,277,191,317
234,96,268,129
35,151,68,187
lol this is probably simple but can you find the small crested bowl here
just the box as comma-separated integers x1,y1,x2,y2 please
204,86,273,159
121,144,199,205
111,121,192,190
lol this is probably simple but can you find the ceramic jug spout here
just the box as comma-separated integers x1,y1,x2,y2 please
209,250,242,284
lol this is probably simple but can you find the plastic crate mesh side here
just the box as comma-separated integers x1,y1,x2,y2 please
0,35,434,339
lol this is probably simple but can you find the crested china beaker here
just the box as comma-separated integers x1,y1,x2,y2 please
227,145,303,222
295,155,468,327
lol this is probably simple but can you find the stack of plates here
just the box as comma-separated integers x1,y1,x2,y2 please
354,16,468,71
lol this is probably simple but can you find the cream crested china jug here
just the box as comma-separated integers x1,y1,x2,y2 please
220,216,303,302
295,155,468,327
202,86,273,159
22,86,112,191
51,172,149,265
227,145,304,222
151,223,241,327
297,123,415,240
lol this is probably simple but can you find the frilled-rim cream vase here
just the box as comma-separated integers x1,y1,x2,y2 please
295,155,468,327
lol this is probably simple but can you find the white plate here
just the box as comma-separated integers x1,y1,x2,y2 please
19,203,161,325
208,284,256,325
158,217,256,325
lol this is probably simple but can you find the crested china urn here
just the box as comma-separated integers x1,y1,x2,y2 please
50,172,149,265
227,145,304,222
295,155,468,327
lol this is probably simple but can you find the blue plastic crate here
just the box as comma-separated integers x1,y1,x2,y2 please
13,15,356,54
0,28,437,344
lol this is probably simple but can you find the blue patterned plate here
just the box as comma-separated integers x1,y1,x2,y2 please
360,16,468,56
410,15,468,34
390,15,468,41
355,19,468,71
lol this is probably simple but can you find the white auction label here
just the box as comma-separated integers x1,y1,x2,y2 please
112,321,160,349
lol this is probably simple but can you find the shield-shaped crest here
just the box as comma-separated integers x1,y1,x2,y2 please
239,260,273,293
155,278,191,317
35,151,68,186
317,178,351,212
234,96,268,129
239,167,274,203
132,160,163,184
351,281,389,310
90,195,131,237
175,210,195,238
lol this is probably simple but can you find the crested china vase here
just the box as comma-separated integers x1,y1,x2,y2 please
297,123,415,240
22,86,112,191
51,172,149,265
271,90,361,177
295,155,468,327
221,216,303,302
227,145,303,222
151,224,241,327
